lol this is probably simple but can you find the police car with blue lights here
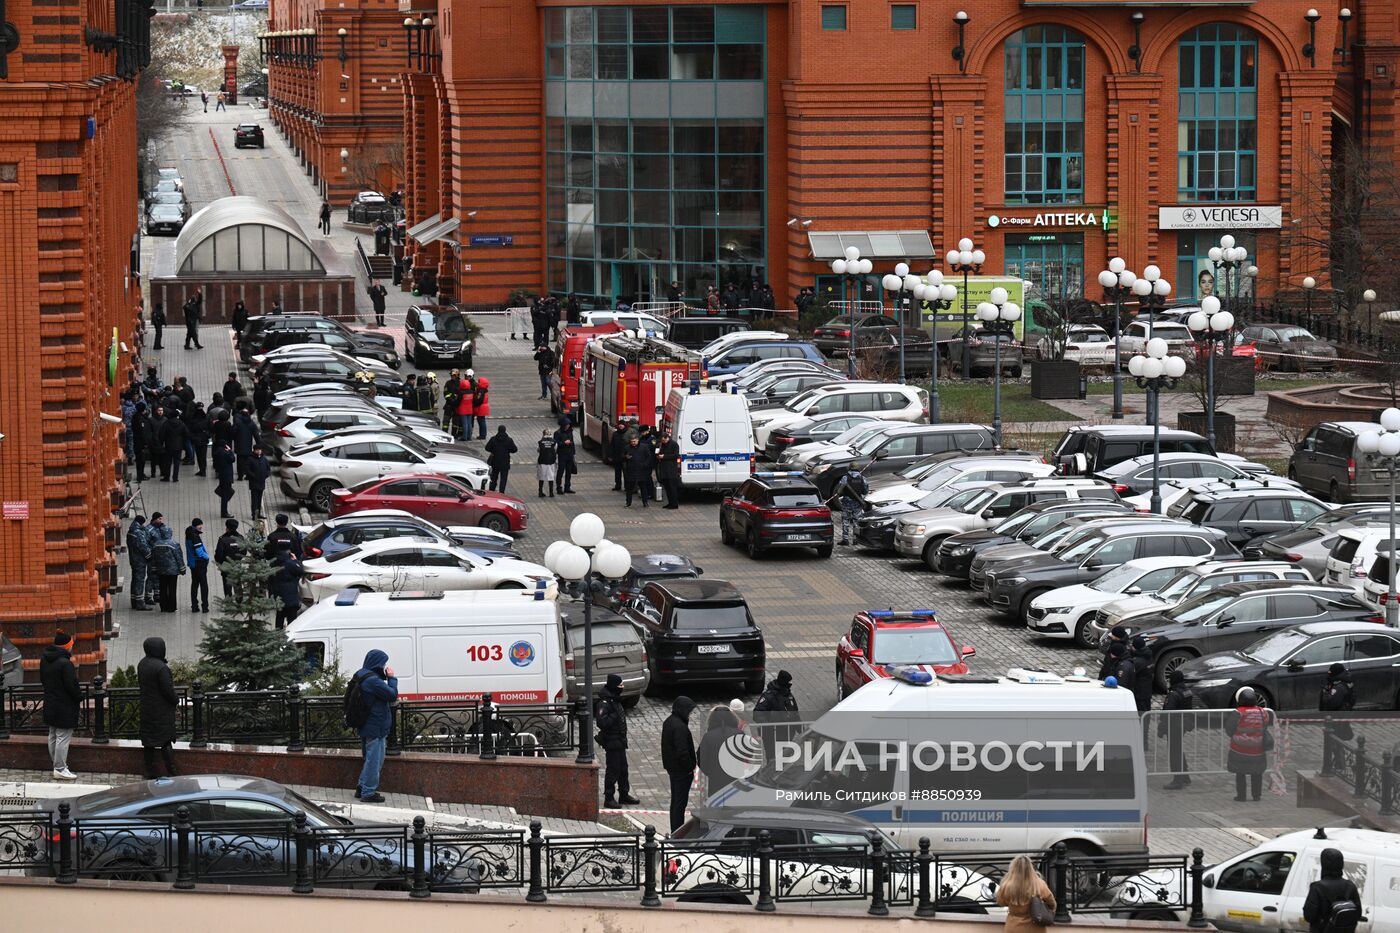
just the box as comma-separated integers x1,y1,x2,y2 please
719,471,834,559
835,609,976,699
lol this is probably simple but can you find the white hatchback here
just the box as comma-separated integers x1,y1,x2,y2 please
1027,556,1204,647
299,536,553,604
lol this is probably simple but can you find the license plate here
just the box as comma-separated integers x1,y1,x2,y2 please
696,644,731,654
686,462,711,470
784,534,811,541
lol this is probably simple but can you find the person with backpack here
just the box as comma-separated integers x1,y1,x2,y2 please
831,469,868,546
1302,847,1361,933
595,673,638,808
346,648,398,803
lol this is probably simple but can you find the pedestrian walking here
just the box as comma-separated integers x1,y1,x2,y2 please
183,297,203,349
608,421,629,491
150,303,165,349
1159,668,1194,790
214,518,243,597
595,674,639,807
831,469,868,545
623,435,655,507
485,425,516,492
40,630,81,781
231,300,249,343
471,373,490,438
995,856,1056,933
126,515,154,611
245,446,271,520
184,519,211,613
1225,687,1273,802
1098,625,1131,680
215,91,226,111
455,372,476,441
200,90,208,112
319,201,332,235
213,439,236,517
1129,635,1154,713
268,542,305,628
753,669,799,758
657,429,681,509
696,705,743,795
661,695,697,832
348,648,398,802
536,429,558,498
533,344,555,400
554,421,576,494
149,514,184,612
368,282,388,327
137,636,178,778
1302,847,1361,933
159,407,188,482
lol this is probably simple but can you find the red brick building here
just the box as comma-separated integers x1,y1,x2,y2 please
262,0,407,207
0,2,150,678
267,0,1396,311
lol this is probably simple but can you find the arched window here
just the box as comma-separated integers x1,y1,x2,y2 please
1004,25,1084,205
1178,23,1257,200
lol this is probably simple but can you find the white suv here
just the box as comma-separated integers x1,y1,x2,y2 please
750,383,926,448
278,431,488,512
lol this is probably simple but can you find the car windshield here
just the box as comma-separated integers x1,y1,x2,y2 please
955,489,997,515
915,465,966,490
1157,569,1205,599
672,604,751,630
784,387,827,410
829,424,887,448
432,313,469,339
151,206,182,218
1090,563,1155,593
1148,325,1191,340
1070,330,1110,343
1059,534,1110,561
915,486,970,510
854,431,900,455
568,621,637,646
1276,327,1316,342
1243,629,1313,664
992,509,1041,536
1166,590,1238,622
871,628,957,665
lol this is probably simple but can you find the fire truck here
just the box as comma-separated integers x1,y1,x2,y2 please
581,334,699,451
551,322,623,428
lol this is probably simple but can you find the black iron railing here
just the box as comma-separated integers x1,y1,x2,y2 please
1321,731,1400,814
0,808,1209,921
0,681,583,758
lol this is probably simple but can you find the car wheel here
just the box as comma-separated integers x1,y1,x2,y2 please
1244,684,1274,709
479,512,510,534
836,668,848,701
1017,588,1050,621
815,544,833,558
310,480,339,513
720,518,735,546
643,662,664,696
493,581,526,589
413,346,428,369
101,860,163,883
1073,614,1099,649
921,537,947,572
1329,480,1342,503
1288,466,1298,481
1154,649,1196,692
745,530,764,559
743,676,764,694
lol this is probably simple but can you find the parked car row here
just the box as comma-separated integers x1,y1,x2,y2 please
145,168,190,236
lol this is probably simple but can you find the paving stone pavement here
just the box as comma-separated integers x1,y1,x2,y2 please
110,113,1342,852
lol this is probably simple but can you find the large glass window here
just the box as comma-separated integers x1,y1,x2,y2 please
544,6,767,306
1178,24,1258,200
1005,233,1084,300
1175,231,1257,300
1004,26,1084,205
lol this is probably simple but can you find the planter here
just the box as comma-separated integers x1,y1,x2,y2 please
1178,411,1237,453
1216,357,1256,396
1030,360,1083,399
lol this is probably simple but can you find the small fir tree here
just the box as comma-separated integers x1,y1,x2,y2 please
197,529,304,691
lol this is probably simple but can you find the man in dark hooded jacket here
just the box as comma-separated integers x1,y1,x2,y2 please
696,705,743,794
661,696,697,831
595,673,639,807
1159,668,1195,790
753,670,800,757
1302,847,1361,933
1129,635,1154,713
352,649,398,803
485,426,517,493
623,435,656,507
608,421,630,491
138,636,178,778
126,515,153,611
40,630,82,780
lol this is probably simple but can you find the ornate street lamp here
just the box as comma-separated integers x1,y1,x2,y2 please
881,263,922,384
1131,264,1172,426
1097,258,1137,420
915,271,957,423
1187,296,1235,449
1357,410,1400,627
543,513,631,764
945,237,985,376
977,289,1022,447
1129,336,1187,515
831,246,872,378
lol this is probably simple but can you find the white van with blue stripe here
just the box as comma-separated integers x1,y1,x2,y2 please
663,386,754,488
708,666,1148,859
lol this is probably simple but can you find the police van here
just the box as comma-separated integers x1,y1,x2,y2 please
285,587,566,705
709,666,1148,857
663,386,755,488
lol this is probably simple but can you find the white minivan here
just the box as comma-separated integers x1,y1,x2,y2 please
285,588,566,704
709,667,1147,857
662,386,754,487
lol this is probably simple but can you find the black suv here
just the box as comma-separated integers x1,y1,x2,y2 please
1054,425,1215,475
404,305,474,368
260,355,405,395
251,326,401,370
805,423,995,498
234,123,265,148
667,317,749,349
721,473,834,559
239,313,395,363
1166,482,1328,546
596,553,703,610
619,579,766,694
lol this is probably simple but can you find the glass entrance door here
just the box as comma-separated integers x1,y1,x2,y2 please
1005,233,1085,300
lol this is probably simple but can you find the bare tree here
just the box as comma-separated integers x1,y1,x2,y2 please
135,49,188,187
346,142,405,193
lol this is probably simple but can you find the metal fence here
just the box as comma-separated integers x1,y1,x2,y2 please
0,681,582,758
0,806,1210,922
1321,731,1400,814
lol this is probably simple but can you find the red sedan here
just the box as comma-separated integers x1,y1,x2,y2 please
329,472,527,534
835,610,975,699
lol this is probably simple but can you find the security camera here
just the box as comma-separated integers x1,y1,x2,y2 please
98,412,123,425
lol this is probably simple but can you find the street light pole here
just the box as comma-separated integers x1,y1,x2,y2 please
832,247,872,379
946,237,985,377
882,262,913,384
978,291,1022,448
1358,410,1400,628
1302,276,1317,331
543,514,632,765
1097,258,1137,421
1130,265,1172,426
1129,335,1187,514
1187,296,1234,449
917,271,957,423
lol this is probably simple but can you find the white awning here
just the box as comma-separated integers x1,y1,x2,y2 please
415,217,460,245
406,212,442,240
807,230,935,260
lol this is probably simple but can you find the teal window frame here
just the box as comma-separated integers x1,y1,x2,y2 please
1005,233,1085,300
1003,25,1085,205
891,5,916,30
1177,23,1258,201
821,5,847,30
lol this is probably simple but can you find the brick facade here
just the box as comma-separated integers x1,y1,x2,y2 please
273,0,1391,310
0,1,148,679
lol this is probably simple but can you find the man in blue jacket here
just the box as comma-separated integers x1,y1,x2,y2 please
353,649,398,803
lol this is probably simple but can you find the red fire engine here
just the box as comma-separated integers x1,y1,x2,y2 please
551,322,623,427
581,334,699,450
